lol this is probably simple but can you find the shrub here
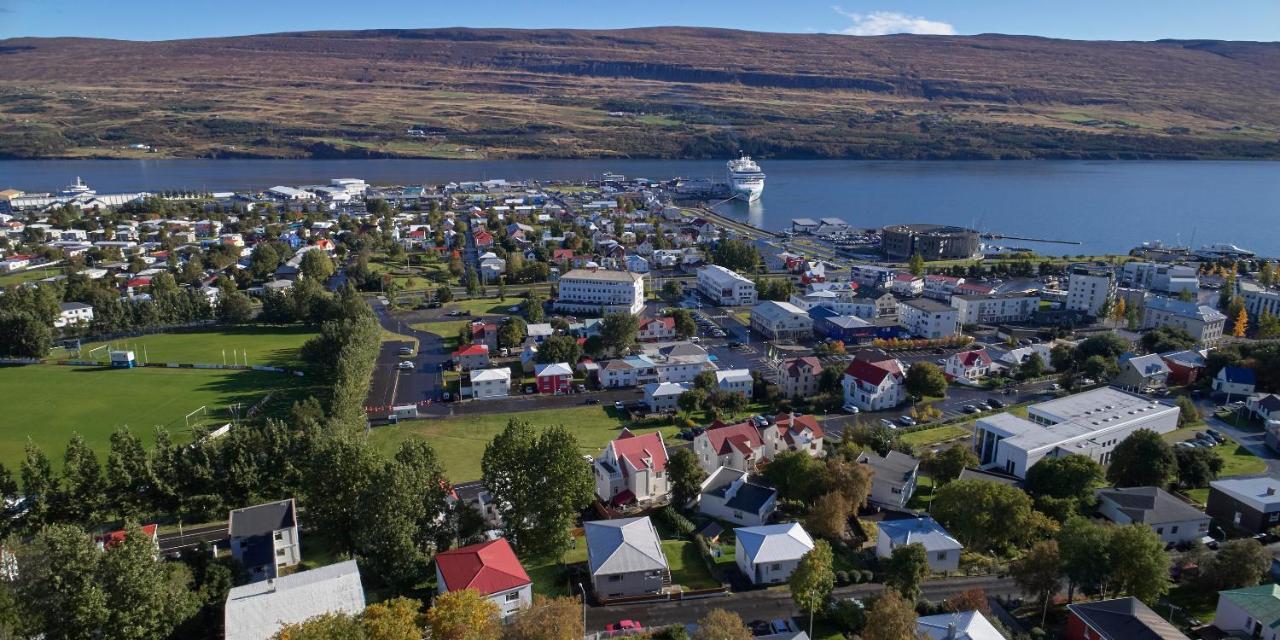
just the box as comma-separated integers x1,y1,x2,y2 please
835,570,850,585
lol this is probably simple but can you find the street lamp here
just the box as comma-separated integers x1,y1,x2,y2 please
576,583,587,635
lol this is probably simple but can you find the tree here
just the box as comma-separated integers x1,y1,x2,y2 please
1140,326,1197,354
1106,429,1177,488
693,609,753,640
908,252,925,276
600,312,639,357
106,428,153,520
1261,261,1275,287
1205,539,1271,589
435,286,454,304
921,446,979,486
217,290,255,324
61,433,105,525
0,462,18,539
302,435,381,555
1011,540,1061,625
678,388,707,415
1106,524,1170,601
97,524,198,640
669,308,697,340
804,492,851,540
667,448,707,509
425,589,500,640
0,311,51,357
1025,455,1102,504
505,595,583,640
1050,344,1075,372
884,543,930,600
1175,395,1201,426
1233,305,1249,337
1109,297,1127,326
762,450,824,502
862,590,919,640
1174,446,1224,489
711,239,760,273
905,362,947,398
20,441,57,531
1057,517,1111,602
498,317,527,350
536,335,582,366
661,280,682,301
789,540,834,638
932,479,1037,552
824,457,873,509
945,588,991,615
1019,353,1046,380
354,441,450,590
300,250,336,281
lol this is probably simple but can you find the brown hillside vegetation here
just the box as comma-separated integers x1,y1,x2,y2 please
1,27,1278,159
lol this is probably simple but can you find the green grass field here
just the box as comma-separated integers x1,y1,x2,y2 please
0,267,62,287
66,326,316,368
0,364,312,470
410,319,472,351
1162,425,1267,504
366,406,679,482
524,540,589,597
661,539,720,589
900,425,970,447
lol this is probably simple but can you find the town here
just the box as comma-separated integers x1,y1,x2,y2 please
2,172,1280,640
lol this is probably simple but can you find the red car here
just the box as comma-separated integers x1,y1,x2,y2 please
606,620,643,632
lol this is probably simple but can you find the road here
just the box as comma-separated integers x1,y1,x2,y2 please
158,524,227,553
366,299,451,418
585,574,1025,632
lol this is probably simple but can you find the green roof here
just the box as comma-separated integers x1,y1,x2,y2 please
1221,585,1280,627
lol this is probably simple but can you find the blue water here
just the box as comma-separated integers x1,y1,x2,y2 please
1,159,1277,256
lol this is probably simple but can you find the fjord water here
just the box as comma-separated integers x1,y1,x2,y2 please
2,159,1277,256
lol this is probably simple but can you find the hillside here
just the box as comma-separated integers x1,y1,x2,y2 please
1,27,1279,159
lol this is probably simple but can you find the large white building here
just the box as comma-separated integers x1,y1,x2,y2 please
950,292,1040,326
697,265,757,306
750,301,812,342
974,387,1180,478
554,268,645,315
1141,296,1226,346
896,298,960,339
225,560,365,640
1237,280,1280,319
1066,266,1116,316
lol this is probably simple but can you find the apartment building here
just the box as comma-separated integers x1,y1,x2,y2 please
554,268,645,315
1066,266,1116,316
897,298,961,339
950,292,1040,326
696,265,758,306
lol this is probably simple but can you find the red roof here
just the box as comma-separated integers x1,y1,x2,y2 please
552,249,576,260
776,413,825,441
639,317,675,331
893,273,919,282
95,523,159,548
435,538,531,596
454,343,490,357
703,421,765,456
844,356,902,385
126,277,152,288
474,230,494,243
783,357,822,377
609,429,668,473
957,349,993,367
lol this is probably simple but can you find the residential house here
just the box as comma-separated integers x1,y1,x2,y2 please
554,268,645,316
923,275,964,301
452,344,491,371
637,316,677,342
229,499,300,582
1141,297,1226,346
697,466,777,526
891,273,924,297
917,611,1008,640
593,429,669,505
435,538,531,619
599,343,715,388
470,322,499,349
693,413,825,474
224,560,365,640
450,480,503,528
716,369,753,399
534,362,573,394
1249,393,1280,423
876,517,962,573
1113,354,1171,392
777,356,822,399
951,292,1040,326
811,308,878,343
643,381,689,414
469,368,511,400
526,323,554,344
1066,597,1189,640
750,301,813,342
54,302,93,328
585,516,670,599
1094,486,1210,544
857,451,920,510
1206,476,1280,534
735,523,815,585
94,523,159,551
1214,366,1257,401
842,352,907,411
897,298,961,339
945,349,993,385
1161,350,1207,386
1214,585,1280,640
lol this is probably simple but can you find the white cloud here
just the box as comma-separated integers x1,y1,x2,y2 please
832,6,956,36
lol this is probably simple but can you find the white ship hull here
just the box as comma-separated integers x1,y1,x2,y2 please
729,177,765,201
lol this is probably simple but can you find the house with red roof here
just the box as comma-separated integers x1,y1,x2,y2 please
94,523,159,551
778,356,823,399
452,343,491,371
593,429,669,505
842,351,907,411
945,348,994,385
470,321,499,349
890,273,924,297
923,274,964,301
693,413,825,474
473,230,494,248
637,316,677,342
955,282,996,297
435,538,532,619
534,362,573,394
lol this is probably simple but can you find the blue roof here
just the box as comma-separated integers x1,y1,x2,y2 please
1223,366,1257,385
877,517,963,551
808,305,841,320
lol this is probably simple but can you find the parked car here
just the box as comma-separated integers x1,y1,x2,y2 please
1200,535,1220,550
962,404,980,414
1205,429,1227,444
614,401,625,411
398,361,415,370
842,404,861,414
584,398,600,405
397,346,414,356
987,398,1005,409
880,419,896,429
898,416,916,427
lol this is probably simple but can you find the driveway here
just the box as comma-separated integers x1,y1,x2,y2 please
1201,403,1280,477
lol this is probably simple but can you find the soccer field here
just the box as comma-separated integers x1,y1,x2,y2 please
67,326,315,368
0,363,314,470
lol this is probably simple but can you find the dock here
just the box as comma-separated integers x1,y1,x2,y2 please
981,233,1081,246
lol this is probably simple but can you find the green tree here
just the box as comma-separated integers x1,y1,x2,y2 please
1019,353,1046,379
908,252,925,276
667,448,706,508
1081,354,1115,382
354,441,450,590
216,290,255,324
1025,455,1102,505
904,361,947,398
1140,326,1197,354
1050,344,1075,372
425,589,500,640
884,543,930,600
13,524,108,639
1106,429,1177,488
1057,517,1111,602
98,524,198,640
693,609,754,640
1175,395,1201,426
932,479,1037,552
435,285,454,304
790,540,834,638
498,317,527,349
302,435,381,554
106,428,153,520
600,312,639,357
862,590,918,640
1011,540,1061,625
661,280,682,301
1106,524,1170,601
711,239,761,273
1205,539,1271,589
536,335,582,365
678,388,707,415
19,441,57,532
762,450,824,502
921,445,979,486
300,250,336,281
61,433,105,525
668,308,697,340
1174,446,1224,489
0,311,51,357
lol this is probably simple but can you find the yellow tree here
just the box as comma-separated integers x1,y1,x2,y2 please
506,595,583,640
1234,306,1249,338
426,590,500,640
1109,298,1126,327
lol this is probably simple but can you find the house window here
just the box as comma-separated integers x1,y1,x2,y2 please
1156,527,1163,535
608,574,623,583
1272,512,1280,523
771,564,781,570
505,592,520,602
937,552,947,561
1171,526,1178,534
274,530,284,541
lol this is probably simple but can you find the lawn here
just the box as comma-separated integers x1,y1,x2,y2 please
0,363,312,470
0,267,62,287
907,474,938,511
410,319,472,350
1162,425,1267,504
524,539,590,597
366,406,679,482
661,539,721,589
446,296,530,317
65,326,315,368
900,425,970,448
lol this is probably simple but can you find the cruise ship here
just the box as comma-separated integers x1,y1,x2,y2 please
726,154,765,202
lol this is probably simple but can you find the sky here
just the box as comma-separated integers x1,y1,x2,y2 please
1,0,1277,42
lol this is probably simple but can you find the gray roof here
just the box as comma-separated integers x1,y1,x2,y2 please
1122,353,1171,378
857,450,919,492
224,560,365,640
701,466,777,515
1095,486,1207,525
1066,597,1188,640
585,516,669,576
957,467,1023,488
878,516,963,552
229,499,296,538
917,611,1007,640
1210,476,1280,512
737,522,815,564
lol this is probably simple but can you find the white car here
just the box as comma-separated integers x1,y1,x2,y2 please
398,361,415,370
842,404,860,414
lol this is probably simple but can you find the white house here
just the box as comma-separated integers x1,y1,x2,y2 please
917,611,1008,640
897,298,960,339
736,523,815,585
229,499,300,582
750,301,813,342
716,369,753,399
951,292,1040,326
697,466,777,526
593,430,669,505
54,302,94,328
643,381,689,413
842,352,907,411
224,560,365,640
1213,366,1256,401
697,265,758,306
554,268,645,315
945,349,993,385
1094,486,1210,545
1066,266,1116,316
470,367,512,399
1214,586,1280,640
876,517,963,573
434,538,531,620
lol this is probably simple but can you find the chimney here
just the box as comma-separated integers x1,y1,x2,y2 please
947,623,957,640
1267,487,1276,496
